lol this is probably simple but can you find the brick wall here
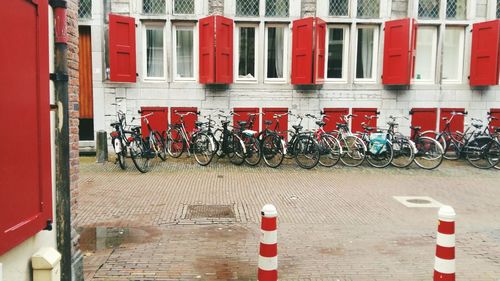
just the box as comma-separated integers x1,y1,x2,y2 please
209,0,224,15
301,0,316,17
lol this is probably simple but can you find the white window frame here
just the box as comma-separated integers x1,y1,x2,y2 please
442,26,465,84
234,24,259,83
325,25,349,83
264,24,288,83
142,22,167,81
412,25,438,84
353,25,379,83
172,23,197,82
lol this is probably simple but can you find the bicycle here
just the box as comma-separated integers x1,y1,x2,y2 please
234,112,262,166
409,126,444,170
305,113,342,167
284,112,321,169
432,111,468,160
212,111,247,165
330,114,367,167
107,104,130,170
258,112,288,168
386,115,416,168
356,114,394,168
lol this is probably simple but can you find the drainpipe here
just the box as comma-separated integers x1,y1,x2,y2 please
49,0,72,280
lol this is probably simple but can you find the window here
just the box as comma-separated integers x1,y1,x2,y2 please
355,26,378,81
413,26,437,83
173,25,195,80
329,0,349,16
326,26,349,81
78,0,92,18
446,0,466,19
442,27,464,83
265,25,287,81
143,0,166,14
265,0,289,17
357,0,380,18
174,0,195,15
236,25,258,81
236,0,260,16
497,0,500,18
144,25,165,79
419,0,440,19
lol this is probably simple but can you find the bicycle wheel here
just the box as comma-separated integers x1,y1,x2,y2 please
340,136,367,167
129,138,151,173
154,131,167,161
413,136,444,170
441,133,463,160
112,137,127,170
283,130,295,159
294,135,320,169
166,128,185,158
192,132,215,166
213,129,224,157
466,138,500,169
318,134,341,167
243,135,261,166
366,140,394,168
390,137,415,168
227,133,246,165
261,134,285,168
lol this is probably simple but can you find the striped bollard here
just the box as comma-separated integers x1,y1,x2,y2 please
434,205,456,281
258,204,278,281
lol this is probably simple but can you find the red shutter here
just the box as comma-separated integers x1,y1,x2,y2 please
233,107,260,132
0,0,52,255
262,108,289,140
323,108,349,132
171,107,198,135
313,18,326,84
410,108,437,138
439,108,466,133
199,16,215,84
470,20,500,86
215,16,234,83
489,108,500,133
140,107,169,138
382,18,416,85
109,14,136,82
291,18,314,84
352,108,378,133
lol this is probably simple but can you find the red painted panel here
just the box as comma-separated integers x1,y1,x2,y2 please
323,108,349,132
171,107,198,136
439,108,466,133
199,16,215,84
215,16,233,84
352,108,378,133
313,17,326,84
291,17,314,85
140,107,168,138
470,20,500,86
262,108,289,140
233,107,260,131
109,14,136,82
410,108,438,137
489,108,500,133
0,0,52,255
382,18,415,85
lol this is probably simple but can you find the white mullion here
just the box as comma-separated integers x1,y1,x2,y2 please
487,0,497,19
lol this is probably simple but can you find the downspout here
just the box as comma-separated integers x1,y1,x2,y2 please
49,0,72,280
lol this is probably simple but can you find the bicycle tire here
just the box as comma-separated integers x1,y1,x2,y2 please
166,128,185,158
154,131,167,161
261,134,285,168
228,133,246,165
413,136,444,170
366,140,394,168
243,135,262,166
283,130,295,159
466,138,500,169
192,132,215,166
318,134,341,167
339,135,366,167
390,137,415,168
112,137,127,170
129,138,151,173
293,135,320,169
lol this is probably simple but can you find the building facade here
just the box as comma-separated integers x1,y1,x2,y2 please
77,0,500,147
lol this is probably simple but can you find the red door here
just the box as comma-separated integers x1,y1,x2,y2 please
262,108,288,139
352,108,378,133
489,109,500,133
410,108,438,137
323,108,349,132
171,107,198,136
141,107,168,137
0,0,52,254
439,108,466,133
233,107,260,132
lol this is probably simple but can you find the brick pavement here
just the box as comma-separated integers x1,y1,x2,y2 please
77,157,500,280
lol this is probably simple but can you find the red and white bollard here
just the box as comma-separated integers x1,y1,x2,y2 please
258,204,278,281
434,205,456,281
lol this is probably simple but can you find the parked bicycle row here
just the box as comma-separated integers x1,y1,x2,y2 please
107,105,500,173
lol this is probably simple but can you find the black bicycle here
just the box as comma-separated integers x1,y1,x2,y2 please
234,112,262,166
285,112,321,169
212,111,246,165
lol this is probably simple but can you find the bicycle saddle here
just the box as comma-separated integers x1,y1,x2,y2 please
110,122,120,127
494,127,500,133
222,120,230,125
365,126,375,131
238,121,247,127
131,126,141,132
195,121,204,127
472,123,483,129
264,120,273,125
410,126,421,131
292,125,303,131
315,121,326,127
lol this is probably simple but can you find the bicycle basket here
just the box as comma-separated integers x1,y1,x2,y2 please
369,133,387,155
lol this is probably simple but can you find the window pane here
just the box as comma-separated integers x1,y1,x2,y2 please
174,0,195,14
329,0,349,16
146,28,164,78
143,0,165,14
266,0,289,16
446,0,466,19
497,0,500,18
236,0,260,16
239,27,256,78
356,28,375,79
78,0,92,18
419,0,440,18
327,28,345,79
442,28,463,81
414,27,436,81
267,27,284,78
176,29,194,78
357,0,379,18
